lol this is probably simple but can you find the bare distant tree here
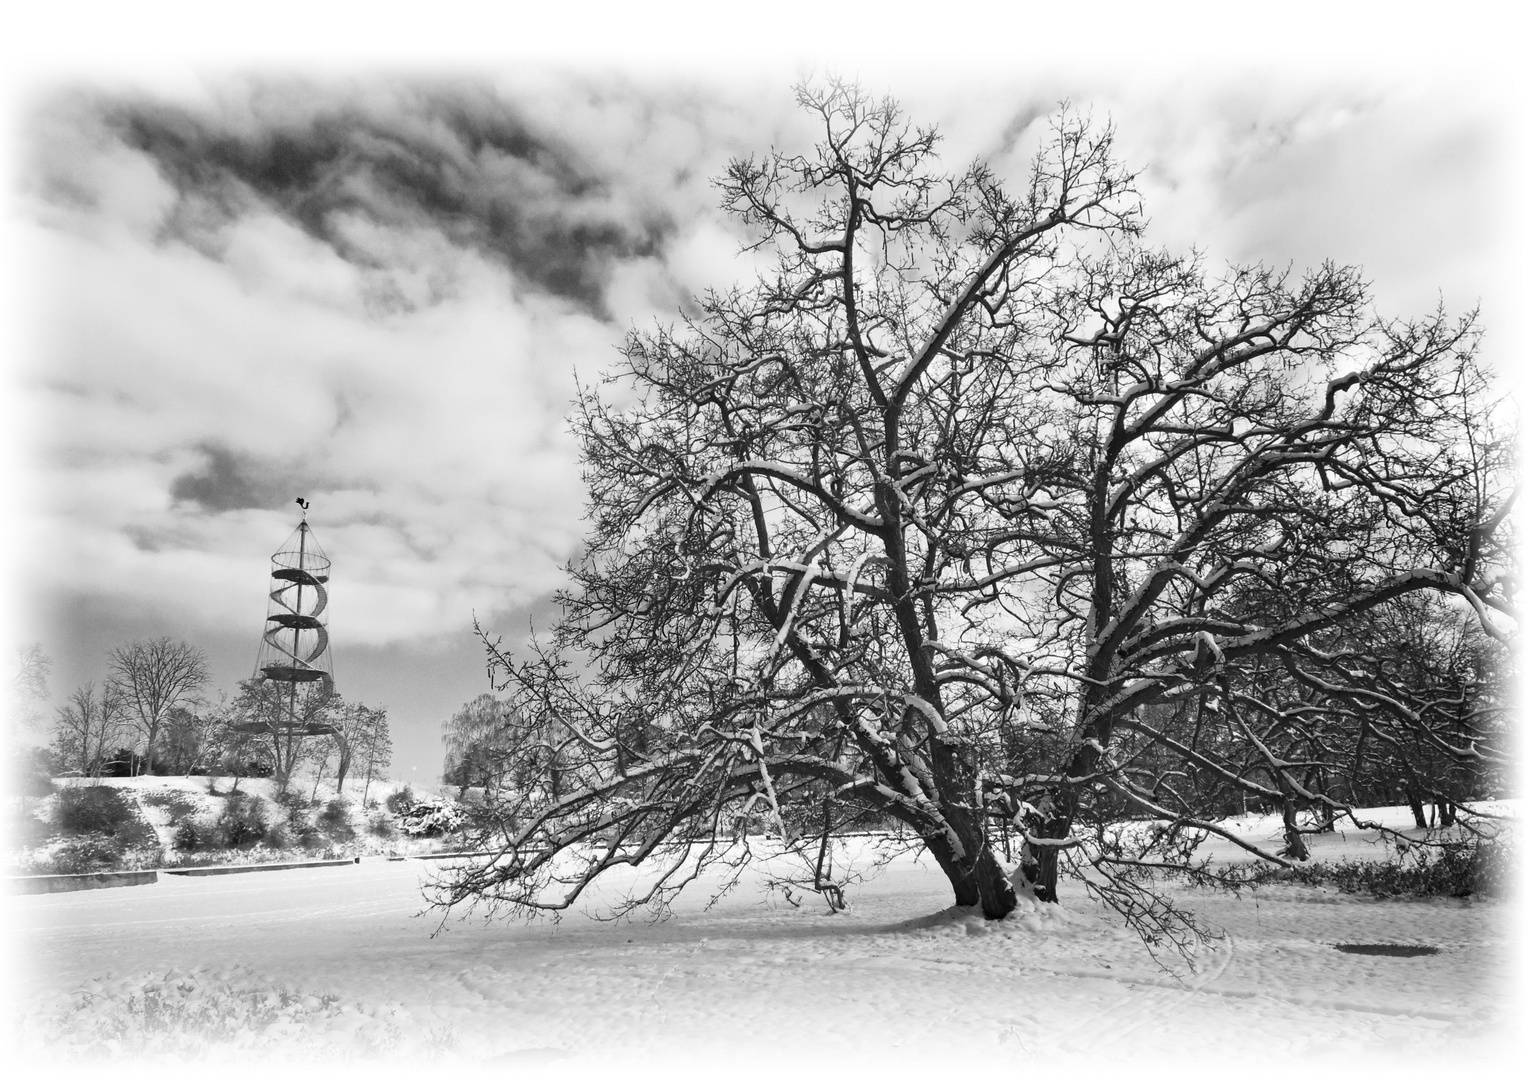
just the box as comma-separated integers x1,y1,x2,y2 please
206,709,272,795
434,81,1512,944
358,708,393,805
228,677,335,791
159,699,225,776
106,637,210,775
306,733,335,800
329,701,388,796
10,643,53,732
50,681,125,776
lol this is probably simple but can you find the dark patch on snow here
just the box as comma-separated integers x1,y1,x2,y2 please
1333,943,1440,957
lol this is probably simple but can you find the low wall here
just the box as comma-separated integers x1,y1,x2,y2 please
163,857,360,877
7,869,159,895
10,856,364,893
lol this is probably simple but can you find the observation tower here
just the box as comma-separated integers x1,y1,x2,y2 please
236,498,337,739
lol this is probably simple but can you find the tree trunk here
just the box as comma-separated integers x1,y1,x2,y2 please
922,807,1017,919
1030,842,1062,903
334,749,351,798
1406,788,1428,829
1281,799,1310,860
1315,771,1336,833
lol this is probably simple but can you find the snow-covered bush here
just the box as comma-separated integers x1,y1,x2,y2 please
1245,836,1514,899
395,793,465,838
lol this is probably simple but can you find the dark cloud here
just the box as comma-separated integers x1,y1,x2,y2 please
97,82,674,318
169,443,295,513
989,101,1056,161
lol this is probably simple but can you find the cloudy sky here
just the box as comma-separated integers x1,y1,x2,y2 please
4,10,1522,782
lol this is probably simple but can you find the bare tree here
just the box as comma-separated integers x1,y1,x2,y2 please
327,701,379,796
434,81,1512,938
307,733,335,800
228,677,335,791
9,643,53,733
159,699,227,776
106,638,209,775
207,709,272,795
50,682,126,777
357,708,392,806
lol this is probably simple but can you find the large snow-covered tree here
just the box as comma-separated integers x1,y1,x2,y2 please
435,82,1513,931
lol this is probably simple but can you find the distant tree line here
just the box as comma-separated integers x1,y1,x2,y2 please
440,692,568,816
10,637,392,799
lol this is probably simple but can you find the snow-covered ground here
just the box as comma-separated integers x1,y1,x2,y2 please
5,804,1523,1078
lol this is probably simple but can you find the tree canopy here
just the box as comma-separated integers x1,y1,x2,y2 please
434,81,1514,940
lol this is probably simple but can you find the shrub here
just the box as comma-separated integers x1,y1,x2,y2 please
396,794,465,838
268,790,320,845
1246,837,1513,899
172,818,208,852
317,799,355,842
367,811,396,839
273,789,312,816
50,835,125,874
217,796,268,848
54,786,155,846
384,787,415,816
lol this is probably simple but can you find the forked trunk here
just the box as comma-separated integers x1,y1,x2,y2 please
925,827,1017,919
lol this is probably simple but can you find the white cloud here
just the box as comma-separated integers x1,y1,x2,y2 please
11,67,1512,662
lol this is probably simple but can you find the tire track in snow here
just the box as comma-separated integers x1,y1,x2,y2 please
1038,948,1229,1055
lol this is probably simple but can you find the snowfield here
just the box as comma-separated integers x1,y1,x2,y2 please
5,804,1523,1078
